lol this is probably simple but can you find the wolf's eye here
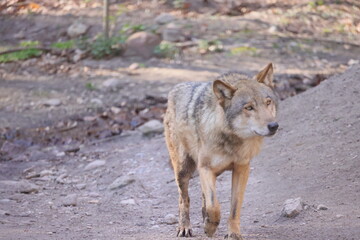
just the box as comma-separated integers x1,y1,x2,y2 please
266,99,272,105
245,106,254,111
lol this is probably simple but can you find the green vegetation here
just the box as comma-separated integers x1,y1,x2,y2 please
119,24,146,35
51,40,74,50
0,41,42,63
85,82,96,91
154,42,179,58
89,35,126,59
198,40,224,54
230,46,258,56
308,0,324,8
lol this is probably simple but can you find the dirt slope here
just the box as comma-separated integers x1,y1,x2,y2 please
0,65,359,240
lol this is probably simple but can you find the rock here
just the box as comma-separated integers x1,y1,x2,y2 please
125,31,161,59
73,49,88,62
348,59,359,66
316,204,328,210
75,183,86,190
40,170,54,177
102,78,123,91
13,30,25,39
162,23,185,42
63,145,80,153
120,199,136,205
90,98,103,106
0,180,39,194
137,120,164,135
281,197,303,218
164,213,177,225
110,106,121,114
128,63,140,70
61,194,77,206
155,13,175,25
43,99,62,107
108,176,135,190
84,160,106,171
0,209,10,216
0,141,25,156
67,22,89,38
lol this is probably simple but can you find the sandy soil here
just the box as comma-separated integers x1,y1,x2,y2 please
1,65,359,240
1,1,360,239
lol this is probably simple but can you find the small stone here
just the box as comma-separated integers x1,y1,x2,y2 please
281,197,303,218
72,49,88,62
162,23,185,42
316,204,328,210
128,63,139,70
108,176,135,190
83,116,97,122
43,99,62,107
0,209,10,216
40,170,54,177
84,160,106,171
13,30,25,39
268,25,278,33
137,120,164,135
0,180,39,194
336,214,344,218
120,199,136,205
75,183,86,190
155,13,175,25
110,106,121,114
102,78,123,90
125,31,161,59
61,194,77,206
348,59,359,66
90,98,103,106
1,141,25,155
67,22,89,38
164,213,177,225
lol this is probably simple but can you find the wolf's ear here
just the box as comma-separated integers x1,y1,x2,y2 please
255,63,274,88
213,80,236,105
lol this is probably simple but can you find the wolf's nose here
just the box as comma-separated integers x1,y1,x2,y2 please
268,122,279,132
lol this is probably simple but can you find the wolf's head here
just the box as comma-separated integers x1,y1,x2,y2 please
213,63,279,139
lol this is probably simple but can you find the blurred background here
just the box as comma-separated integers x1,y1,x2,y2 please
0,1,359,239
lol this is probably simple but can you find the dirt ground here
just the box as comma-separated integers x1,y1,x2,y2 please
1,0,360,239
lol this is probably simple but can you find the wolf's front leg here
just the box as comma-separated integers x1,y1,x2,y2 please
199,168,220,237
225,163,250,240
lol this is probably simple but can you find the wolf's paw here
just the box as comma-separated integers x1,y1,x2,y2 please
204,218,219,237
224,233,243,240
177,227,193,237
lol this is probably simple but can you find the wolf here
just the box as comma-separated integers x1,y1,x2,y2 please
164,63,279,239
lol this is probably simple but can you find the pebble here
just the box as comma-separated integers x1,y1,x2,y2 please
162,22,185,42
61,194,78,207
281,197,303,218
75,183,86,190
155,13,175,25
67,22,89,38
128,63,140,70
0,209,10,216
108,176,135,190
120,199,136,205
164,213,177,225
0,180,39,194
102,78,123,91
43,99,62,107
137,120,164,135
84,160,106,171
316,204,328,210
